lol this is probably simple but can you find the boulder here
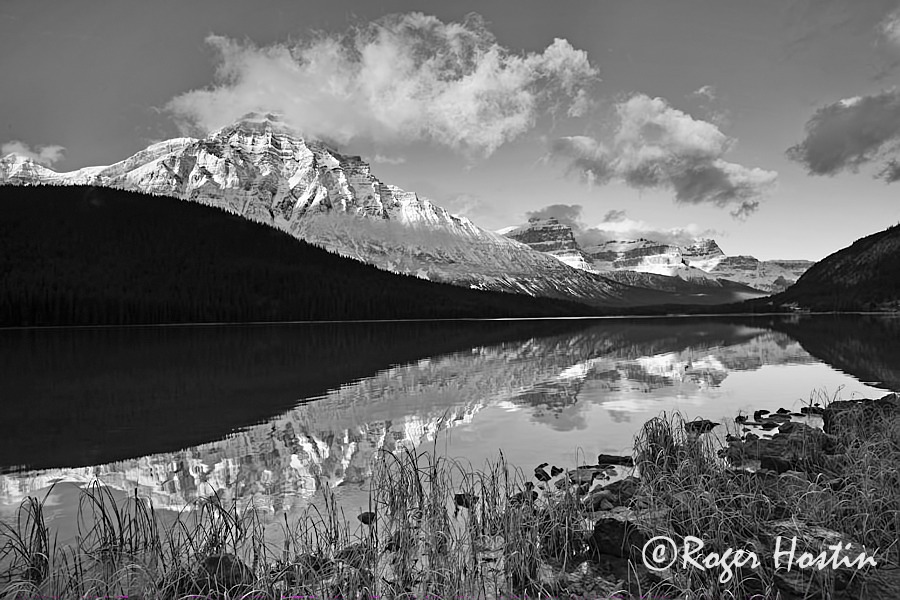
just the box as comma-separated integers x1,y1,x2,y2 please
587,507,668,561
596,454,635,467
589,517,649,560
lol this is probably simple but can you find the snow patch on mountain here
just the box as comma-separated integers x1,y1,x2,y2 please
504,217,810,294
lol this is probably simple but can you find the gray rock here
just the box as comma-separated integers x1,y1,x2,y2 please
588,516,649,560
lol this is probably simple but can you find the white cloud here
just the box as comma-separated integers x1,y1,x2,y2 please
519,204,716,247
167,13,598,157
1,140,65,166
525,204,584,229
550,94,777,217
579,211,716,247
838,95,863,107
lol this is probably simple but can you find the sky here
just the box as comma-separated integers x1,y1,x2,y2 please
2,0,900,261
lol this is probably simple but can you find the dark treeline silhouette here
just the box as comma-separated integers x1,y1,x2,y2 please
0,185,598,326
768,224,900,312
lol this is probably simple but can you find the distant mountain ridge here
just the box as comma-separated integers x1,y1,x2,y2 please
503,217,813,294
0,113,764,307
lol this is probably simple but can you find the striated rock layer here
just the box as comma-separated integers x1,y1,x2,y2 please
504,218,811,294
504,217,596,271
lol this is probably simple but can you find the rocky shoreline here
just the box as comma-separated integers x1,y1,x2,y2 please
574,393,900,599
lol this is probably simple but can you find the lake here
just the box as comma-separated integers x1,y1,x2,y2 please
1,314,898,543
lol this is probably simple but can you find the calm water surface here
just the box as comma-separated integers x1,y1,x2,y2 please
1,314,898,542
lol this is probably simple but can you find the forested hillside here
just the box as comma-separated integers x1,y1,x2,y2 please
771,224,900,311
0,185,596,326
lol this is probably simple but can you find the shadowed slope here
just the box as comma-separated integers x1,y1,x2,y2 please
0,185,598,326
772,224,900,311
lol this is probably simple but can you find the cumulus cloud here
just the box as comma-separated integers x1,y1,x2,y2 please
549,136,615,188
549,94,777,218
1,140,65,166
167,13,598,156
787,89,900,181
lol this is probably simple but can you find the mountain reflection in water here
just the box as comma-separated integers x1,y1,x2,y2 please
1,316,897,518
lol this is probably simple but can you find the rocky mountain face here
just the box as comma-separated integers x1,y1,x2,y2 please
503,217,595,270
770,224,900,311
0,154,63,182
2,114,718,308
505,218,811,294
508,224,722,283
584,238,723,277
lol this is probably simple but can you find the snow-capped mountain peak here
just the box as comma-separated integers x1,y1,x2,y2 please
0,119,647,305
1,116,796,304
0,153,60,181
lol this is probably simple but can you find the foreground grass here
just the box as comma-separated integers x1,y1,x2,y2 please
631,392,900,599
0,448,608,600
1,391,898,599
